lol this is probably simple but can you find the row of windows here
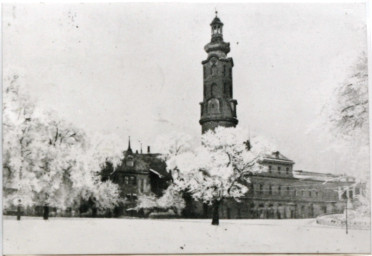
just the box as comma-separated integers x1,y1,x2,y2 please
268,165,291,175
118,175,137,185
255,185,322,198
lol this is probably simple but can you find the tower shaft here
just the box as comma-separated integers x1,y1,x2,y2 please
199,14,238,133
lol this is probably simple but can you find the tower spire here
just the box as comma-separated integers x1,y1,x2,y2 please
127,136,133,154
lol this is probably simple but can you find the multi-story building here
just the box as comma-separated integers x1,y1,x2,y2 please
101,139,171,215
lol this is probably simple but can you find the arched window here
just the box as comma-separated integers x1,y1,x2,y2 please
211,83,218,97
211,65,217,76
208,98,220,114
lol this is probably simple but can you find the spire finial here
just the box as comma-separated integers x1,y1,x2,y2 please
128,136,132,151
215,8,218,17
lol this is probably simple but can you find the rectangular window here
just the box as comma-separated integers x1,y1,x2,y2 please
124,176,129,185
286,167,289,174
278,166,281,174
268,166,272,173
269,185,272,195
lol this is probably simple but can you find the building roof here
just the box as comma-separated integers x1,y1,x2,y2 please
114,151,171,179
210,16,223,26
293,170,355,183
262,151,295,164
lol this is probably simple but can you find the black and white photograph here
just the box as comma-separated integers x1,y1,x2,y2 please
2,1,371,254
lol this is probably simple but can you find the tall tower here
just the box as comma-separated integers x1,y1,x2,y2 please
199,13,238,134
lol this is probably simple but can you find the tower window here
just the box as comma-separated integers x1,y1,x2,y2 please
124,176,129,185
286,167,289,174
224,82,229,96
211,83,218,97
278,166,281,174
211,66,217,76
208,98,220,114
268,165,272,173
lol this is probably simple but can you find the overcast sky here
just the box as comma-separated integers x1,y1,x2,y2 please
3,3,368,174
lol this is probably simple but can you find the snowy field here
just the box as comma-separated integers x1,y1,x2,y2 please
3,217,371,254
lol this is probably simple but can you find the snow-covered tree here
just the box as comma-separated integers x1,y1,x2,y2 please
321,51,370,215
135,185,185,216
326,51,368,143
165,127,272,225
3,72,123,219
3,73,41,213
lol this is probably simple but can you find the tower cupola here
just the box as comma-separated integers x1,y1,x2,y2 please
210,12,223,42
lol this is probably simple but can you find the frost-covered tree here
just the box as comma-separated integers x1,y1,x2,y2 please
326,52,368,143
165,127,272,225
3,73,42,217
3,72,123,219
135,185,185,216
322,51,370,215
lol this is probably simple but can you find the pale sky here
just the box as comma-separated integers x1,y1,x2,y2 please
3,3,368,174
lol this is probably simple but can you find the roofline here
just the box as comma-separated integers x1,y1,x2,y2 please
262,158,295,164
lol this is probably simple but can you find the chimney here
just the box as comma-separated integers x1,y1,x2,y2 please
147,146,151,153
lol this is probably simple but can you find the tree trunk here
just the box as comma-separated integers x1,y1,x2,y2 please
92,207,97,218
43,205,49,220
17,205,21,221
211,200,220,225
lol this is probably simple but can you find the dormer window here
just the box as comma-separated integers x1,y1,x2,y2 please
126,156,134,167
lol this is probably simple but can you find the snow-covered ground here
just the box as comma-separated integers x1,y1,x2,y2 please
3,217,371,254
